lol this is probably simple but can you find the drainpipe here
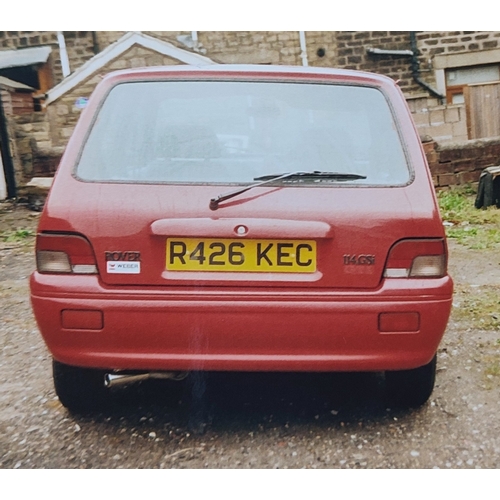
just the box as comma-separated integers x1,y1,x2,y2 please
57,31,71,78
299,31,308,67
410,31,444,102
0,149,6,200
0,95,16,198
91,31,100,55
191,31,199,50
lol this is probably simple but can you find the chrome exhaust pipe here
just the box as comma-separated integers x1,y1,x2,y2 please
104,371,188,388
104,373,150,388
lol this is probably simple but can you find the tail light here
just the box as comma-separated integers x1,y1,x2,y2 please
384,239,447,279
36,233,98,274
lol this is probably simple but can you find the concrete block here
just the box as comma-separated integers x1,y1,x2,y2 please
452,121,468,140
429,108,445,125
426,97,440,108
430,122,454,141
406,97,428,113
412,112,430,126
444,107,460,123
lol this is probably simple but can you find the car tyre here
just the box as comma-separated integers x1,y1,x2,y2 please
385,354,437,408
53,359,108,414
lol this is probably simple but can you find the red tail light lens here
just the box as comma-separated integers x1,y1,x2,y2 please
36,233,98,274
384,239,447,279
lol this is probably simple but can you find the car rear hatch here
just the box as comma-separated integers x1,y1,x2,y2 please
41,69,446,290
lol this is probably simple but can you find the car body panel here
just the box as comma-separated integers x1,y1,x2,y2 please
30,65,453,374
31,272,452,372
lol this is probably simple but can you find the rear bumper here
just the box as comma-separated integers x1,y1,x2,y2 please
30,273,453,373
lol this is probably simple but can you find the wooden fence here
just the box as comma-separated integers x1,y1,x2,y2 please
465,81,500,139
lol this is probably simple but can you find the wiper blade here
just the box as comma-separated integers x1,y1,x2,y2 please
210,171,308,211
209,171,366,210
254,171,367,181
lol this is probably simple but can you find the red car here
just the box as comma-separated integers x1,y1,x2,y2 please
30,65,453,412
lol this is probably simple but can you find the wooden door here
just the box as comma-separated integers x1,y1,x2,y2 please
464,81,500,139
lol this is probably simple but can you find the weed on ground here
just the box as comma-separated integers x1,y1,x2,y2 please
438,187,500,249
439,187,500,386
1,228,35,242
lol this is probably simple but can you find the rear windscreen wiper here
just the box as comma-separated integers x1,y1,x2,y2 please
209,171,366,210
254,171,367,182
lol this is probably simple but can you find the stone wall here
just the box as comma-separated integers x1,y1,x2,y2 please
3,31,500,192
416,31,500,90
0,31,96,85
424,137,500,187
7,112,52,186
91,31,500,96
96,31,422,93
2,31,500,97
334,32,422,94
418,32,500,59
198,31,299,64
46,44,184,147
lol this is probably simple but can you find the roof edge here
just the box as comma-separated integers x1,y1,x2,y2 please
46,31,214,105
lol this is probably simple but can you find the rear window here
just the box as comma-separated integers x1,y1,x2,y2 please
76,80,410,186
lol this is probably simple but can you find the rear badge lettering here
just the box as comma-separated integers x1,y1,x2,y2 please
105,251,141,262
343,254,375,266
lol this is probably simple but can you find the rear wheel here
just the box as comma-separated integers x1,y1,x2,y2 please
53,359,108,414
385,355,437,408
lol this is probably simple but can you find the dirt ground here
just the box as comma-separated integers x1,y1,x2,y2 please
1,200,499,469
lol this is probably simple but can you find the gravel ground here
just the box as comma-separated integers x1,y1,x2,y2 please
1,201,499,469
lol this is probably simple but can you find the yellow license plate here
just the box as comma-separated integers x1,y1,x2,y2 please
166,238,316,273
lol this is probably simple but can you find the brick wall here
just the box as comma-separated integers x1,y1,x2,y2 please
0,31,58,50
3,31,500,191
197,31,299,65
0,88,34,115
3,31,500,96
334,31,420,93
416,31,500,89
424,138,500,187
418,31,500,57
0,31,96,85
0,88,12,114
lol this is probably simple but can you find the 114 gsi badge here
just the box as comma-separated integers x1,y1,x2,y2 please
343,254,375,265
